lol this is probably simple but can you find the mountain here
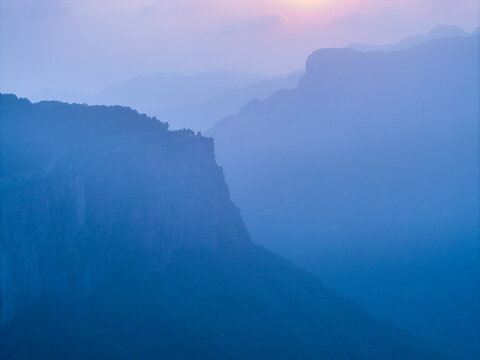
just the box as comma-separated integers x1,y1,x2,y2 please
0,95,247,325
30,71,302,133
30,70,272,115
349,25,469,52
160,71,303,132
0,94,442,359
208,35,479,360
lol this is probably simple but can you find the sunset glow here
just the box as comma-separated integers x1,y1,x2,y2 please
0,0,479,359
0,0,478,95
282,0,331,8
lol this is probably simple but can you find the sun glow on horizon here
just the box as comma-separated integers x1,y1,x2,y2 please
275,0,355,20
282,0,332,8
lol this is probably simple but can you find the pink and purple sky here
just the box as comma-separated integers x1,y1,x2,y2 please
0,0,478,95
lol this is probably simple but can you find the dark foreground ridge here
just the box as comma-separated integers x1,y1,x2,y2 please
0,95,442,359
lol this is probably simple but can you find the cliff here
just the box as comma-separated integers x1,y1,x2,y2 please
208,34,479,359
0,94,442,359
0,94,248,325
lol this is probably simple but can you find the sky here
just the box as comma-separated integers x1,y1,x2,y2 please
0,0,478,96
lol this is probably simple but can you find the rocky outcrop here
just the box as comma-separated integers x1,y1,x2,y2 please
0,95,248,325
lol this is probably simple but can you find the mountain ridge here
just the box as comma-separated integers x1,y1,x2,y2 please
208,33,479,360
0,94,444,359
349,24,469,52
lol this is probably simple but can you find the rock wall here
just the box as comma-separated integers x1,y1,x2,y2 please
0,95,249,325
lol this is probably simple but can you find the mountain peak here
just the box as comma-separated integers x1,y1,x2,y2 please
349,24,469,52
427,24,468,37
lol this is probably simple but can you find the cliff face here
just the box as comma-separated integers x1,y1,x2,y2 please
0,94,248,325
0,94,444,360
208,35,479,359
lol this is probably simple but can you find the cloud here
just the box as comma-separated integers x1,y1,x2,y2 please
218,14,286,37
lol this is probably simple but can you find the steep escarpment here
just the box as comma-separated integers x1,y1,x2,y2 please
208,35,479,359
0,94,442,359
0,94,248,326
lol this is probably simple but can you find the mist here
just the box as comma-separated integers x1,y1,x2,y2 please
0,1,479,359
0,0,478,95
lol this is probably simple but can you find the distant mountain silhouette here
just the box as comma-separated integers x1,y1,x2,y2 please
30,70,301,133
0,94,443,360
208,34,479,360
31,70,272,113
349,25,469,52
161,71,303,132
